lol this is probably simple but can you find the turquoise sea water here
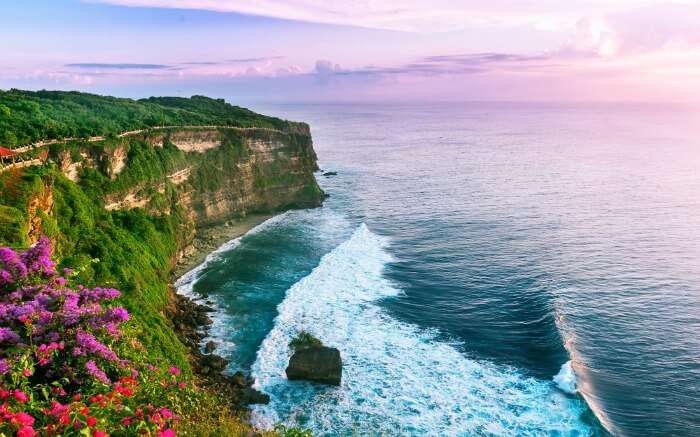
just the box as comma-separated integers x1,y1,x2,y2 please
176,103,700,436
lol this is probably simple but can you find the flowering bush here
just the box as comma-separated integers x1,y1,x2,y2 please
0,237,185,436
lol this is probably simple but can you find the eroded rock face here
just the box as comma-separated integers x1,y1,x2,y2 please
27,186,53,245
286,346,342,386
97,127,324,228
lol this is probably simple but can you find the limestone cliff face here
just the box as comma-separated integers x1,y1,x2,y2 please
57,125,323,253
179,128,322,227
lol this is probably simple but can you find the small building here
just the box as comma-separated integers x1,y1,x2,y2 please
0,147,17,156
0,147,18,164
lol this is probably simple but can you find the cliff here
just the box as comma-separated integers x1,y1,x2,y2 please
0,92,323,376
51,125,323,258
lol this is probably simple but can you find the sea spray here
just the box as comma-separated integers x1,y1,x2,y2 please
251,224,593,435
554,361,578,394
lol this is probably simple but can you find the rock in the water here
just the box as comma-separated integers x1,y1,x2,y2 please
322,171,337,176
204,341,217,353
286,346,342,386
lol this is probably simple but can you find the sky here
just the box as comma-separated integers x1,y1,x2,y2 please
1,0,700,103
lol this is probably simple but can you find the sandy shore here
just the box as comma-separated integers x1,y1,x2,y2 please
171,213,273,280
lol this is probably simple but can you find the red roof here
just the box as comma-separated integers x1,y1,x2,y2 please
0,147,17,158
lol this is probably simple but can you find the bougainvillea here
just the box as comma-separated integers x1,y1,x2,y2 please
0,237,185,436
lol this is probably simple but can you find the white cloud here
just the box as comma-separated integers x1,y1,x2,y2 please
560,17,620,57
87,0,694,33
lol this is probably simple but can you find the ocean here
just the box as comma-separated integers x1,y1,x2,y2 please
176,102,700,436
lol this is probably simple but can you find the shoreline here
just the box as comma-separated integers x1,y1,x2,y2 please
166,213,277,412
171,213,273,280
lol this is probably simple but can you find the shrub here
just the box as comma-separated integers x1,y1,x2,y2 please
0,236,185,436
288,331,323,351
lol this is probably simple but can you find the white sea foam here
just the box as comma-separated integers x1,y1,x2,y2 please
553,361,578,394
251,224,592,435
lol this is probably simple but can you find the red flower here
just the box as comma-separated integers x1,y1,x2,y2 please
12,412,35,426
87,416,97,427
93,430,107,437
119,376,137,386
16,426,35,437
21,369,32,377
12,390,28,403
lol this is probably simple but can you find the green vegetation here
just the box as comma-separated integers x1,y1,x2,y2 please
289,331,324,351
0,89,296,147
0,166,190,368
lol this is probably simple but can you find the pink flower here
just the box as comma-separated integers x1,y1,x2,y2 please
85,360,110,384
159,408,174,419
13,390,29,403
48,401,69,416
13,412,35,426
0,359,10,375
22,368,32,377
168,367,180,376
93,430,107,437
158,429,176,437
16,426,35,437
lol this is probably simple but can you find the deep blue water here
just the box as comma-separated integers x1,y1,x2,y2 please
177,103,700,436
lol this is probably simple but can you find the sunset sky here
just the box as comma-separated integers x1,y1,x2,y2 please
2,0,700,103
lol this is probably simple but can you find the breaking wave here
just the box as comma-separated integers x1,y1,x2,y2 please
250,224,593,435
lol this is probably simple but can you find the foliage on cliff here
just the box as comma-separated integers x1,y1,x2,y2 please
0,238,181,435
0,163,313,436
0,89,298,148
0,237,306,437
0,90,323,435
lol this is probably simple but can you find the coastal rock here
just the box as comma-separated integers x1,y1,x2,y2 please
286,346,342,386
201,354,228,371
232,371,247,387
322,171,337,176
239,387,270,405
204,340,217,353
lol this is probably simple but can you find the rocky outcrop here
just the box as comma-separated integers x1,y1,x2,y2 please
104,144,128,178
26,184,54,245
56,150,97,182
168,293,270,406
286,346,343,386
143,129,221,152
